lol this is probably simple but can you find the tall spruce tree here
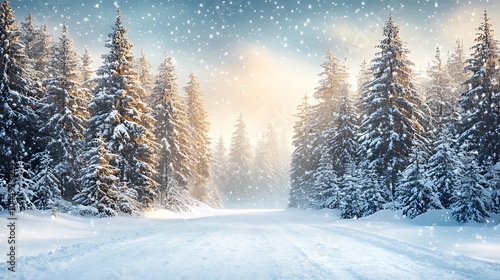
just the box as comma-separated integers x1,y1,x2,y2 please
357,59,372,112
134,49,154,96
486,162,500,214
84,8,158,211
459,10,500,165
397,140,443,219
289,95,314,208
313,87,359,209
211,135,228,195
427,128,461,209
8,160,36,212
339,162,365,219
31,151,60,210
452,147,491,223
253,124,282,207
150,54,192,211
0,0,40,209
80,47,95,100
73,134,121,217
358,15,425,207
308,50,350,176
39,25,87,199
447,39,469,92
184,72,219,206
226,114,253,207
426,47,456,130
19,13,52,97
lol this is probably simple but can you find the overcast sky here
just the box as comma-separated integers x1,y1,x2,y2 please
13,0,500,145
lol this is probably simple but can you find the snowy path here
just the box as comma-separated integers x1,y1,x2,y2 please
2,209,500,279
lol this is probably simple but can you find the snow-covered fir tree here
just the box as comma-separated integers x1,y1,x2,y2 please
0,0,40,210
311,154,340,209
275,131,292,202
426,128,461,209
324,88,359,178
289,95,314,208
293,50,351,209
19,13,52,97
6,160,36,212
211,135,228,200
253,124,283,207
308,49,350,177
150,54,192,211
339,162,365,219
358,15,426,206
356,59,372,111
226,114,253,207
80,47,95,97
73,135,121,217
426,47,456,130
31,151,61,210
134,49,154,96
446,39,469,92
38,25,88,199
459,10,500,165
485,162,500,214
359,169,386,216
452,147,491,223
84,8,158,211
313,86,358,209
184,72,220,207
444,39,468,135
397,140,443,219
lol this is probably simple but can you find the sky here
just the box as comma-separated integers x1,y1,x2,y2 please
11,0,500,146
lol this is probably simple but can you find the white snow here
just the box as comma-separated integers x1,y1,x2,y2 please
1,208,499,279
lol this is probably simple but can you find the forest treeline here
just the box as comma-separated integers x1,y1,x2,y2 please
0,0,291,216
0,1,223,216
289,12,500,223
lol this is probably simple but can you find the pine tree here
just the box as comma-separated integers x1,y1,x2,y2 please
452,148,491,223
311,154,340,209
73,135,121,217
39,25,88,199
447,39,469,91
31,151,61,210
226,114,253,207
339,163,365,219
486,162,500,214
86,8,158,210
358,15,425,206
359,169,386,216
459,10,500,165
289,95,314,208
9,160,36,213
134,49,154,96
308,49,351,178
0,0,40,209
211,135,228,200
184,72,218,206
150,54,192,210
19,13,52,96
80,47,95,100
313,88,359,209
427,128,461,208
253,124,282,207
356,59,372,112
397,141,443,219
426,47,456,130
275,130,292,204
324,88,359,178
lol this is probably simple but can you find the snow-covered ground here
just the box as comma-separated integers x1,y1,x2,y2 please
1,207,499,279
